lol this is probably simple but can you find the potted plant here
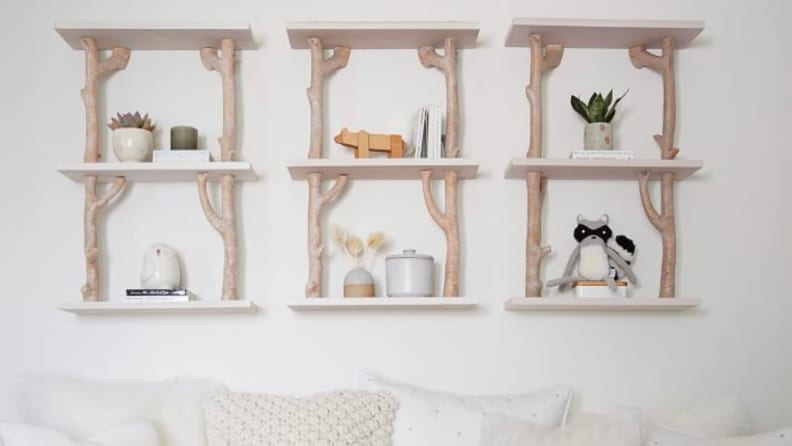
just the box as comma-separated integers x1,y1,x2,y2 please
108,112,156,162
570,90,627,150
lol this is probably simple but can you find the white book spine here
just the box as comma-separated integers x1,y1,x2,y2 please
153,150,212,162
122,295,191,302
571,150,634,160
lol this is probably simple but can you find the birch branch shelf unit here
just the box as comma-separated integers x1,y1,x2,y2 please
504,18,705,310
59,162,257,183
287,21,480,307
504,159,702,181
289,297,477,311
287,159,478,180
59,300,257,315
56,23,258,312
504,297,701,311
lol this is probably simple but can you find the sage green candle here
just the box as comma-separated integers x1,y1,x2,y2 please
170,126,198,150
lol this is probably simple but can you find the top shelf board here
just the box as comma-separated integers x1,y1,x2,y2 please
505,18,704,49
287,22,479,49
55,23,257,50
504,158,702,180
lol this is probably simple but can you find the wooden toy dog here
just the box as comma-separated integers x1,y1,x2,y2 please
334,127,405,158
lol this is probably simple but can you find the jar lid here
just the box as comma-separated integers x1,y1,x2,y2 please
385,249,434,261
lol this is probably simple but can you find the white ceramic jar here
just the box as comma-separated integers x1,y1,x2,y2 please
385,249,434,297
140,243,181,289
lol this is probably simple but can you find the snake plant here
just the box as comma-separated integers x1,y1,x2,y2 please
570,90,628,123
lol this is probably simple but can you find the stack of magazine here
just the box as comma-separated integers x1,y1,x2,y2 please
570,150,633,160
412,105,444,159
124,289,195,303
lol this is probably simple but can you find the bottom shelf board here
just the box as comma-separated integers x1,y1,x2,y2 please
59,300,258,315
289,297,477,311
504,297,701,311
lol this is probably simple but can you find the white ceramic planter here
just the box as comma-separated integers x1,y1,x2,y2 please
385,249,434,297
344,267,375,298
140,243,181,289
584,123,613,150
113,128,154,162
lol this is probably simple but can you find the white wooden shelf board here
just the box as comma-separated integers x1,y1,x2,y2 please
505,18,704,49
287,22,479,49
59,300,257,315
58,162,257,182
55,23,257,50
288,159,478,180
504,297,701,311
289,297,477,310
504,158,702,180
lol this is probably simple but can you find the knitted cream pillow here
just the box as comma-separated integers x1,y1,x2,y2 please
203,390,398,446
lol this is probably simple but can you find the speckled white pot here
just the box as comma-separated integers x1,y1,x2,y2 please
584,123,613,150
113,128,153,162
344,267,375,298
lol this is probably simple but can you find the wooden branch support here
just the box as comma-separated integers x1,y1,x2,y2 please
630,37,679,297
418,37,464,297
419,37,459,158
198,38,240,300
421,170,459,297
79,37,130,301
524,34,563,297
305,37,350,297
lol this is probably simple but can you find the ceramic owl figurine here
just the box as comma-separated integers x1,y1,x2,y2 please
140,243,181,289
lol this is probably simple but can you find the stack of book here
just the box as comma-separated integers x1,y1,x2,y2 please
124,289,195,302
411,105,444,159
570,150,634,160
153,150,213,163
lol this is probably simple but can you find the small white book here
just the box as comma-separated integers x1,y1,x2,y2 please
153,150,213,162
412,106,428,159
122,293,194,303
574,281,628,298
571,150,634,160
427,104,443,159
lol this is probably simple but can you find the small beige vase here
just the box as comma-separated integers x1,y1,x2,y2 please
584,123,613,150
344,267,375,298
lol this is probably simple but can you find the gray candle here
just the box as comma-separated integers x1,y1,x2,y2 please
170,126,198,150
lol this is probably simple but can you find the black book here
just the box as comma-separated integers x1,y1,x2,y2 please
126,289,189,296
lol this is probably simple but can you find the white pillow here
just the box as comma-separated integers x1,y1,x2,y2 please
481,408,644,446
651,396,754,437
361,371,572,446
16,375,222,446
645,425,792,446
0,420,160,446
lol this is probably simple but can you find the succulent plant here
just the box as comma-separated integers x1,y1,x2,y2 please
570,90,628,123
107,111,155,131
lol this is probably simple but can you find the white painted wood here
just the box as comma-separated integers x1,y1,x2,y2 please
288,159,478,180
58,162,257,182
287,22,479,49
503,158,702,180
59,300,257,315
55,23,257,50
505,18,704,49
504,297,701,311
288,297,477,310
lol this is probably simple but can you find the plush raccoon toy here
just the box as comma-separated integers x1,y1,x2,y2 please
546,215,637,290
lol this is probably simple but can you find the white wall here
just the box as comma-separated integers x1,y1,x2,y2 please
1,0,790,431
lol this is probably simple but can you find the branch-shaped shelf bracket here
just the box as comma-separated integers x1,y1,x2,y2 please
421,170,460,297
524,34,563,297
417,36,465,297
79,37,130,301
304,37,351,298
197,38,240,300
630,37,680,297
